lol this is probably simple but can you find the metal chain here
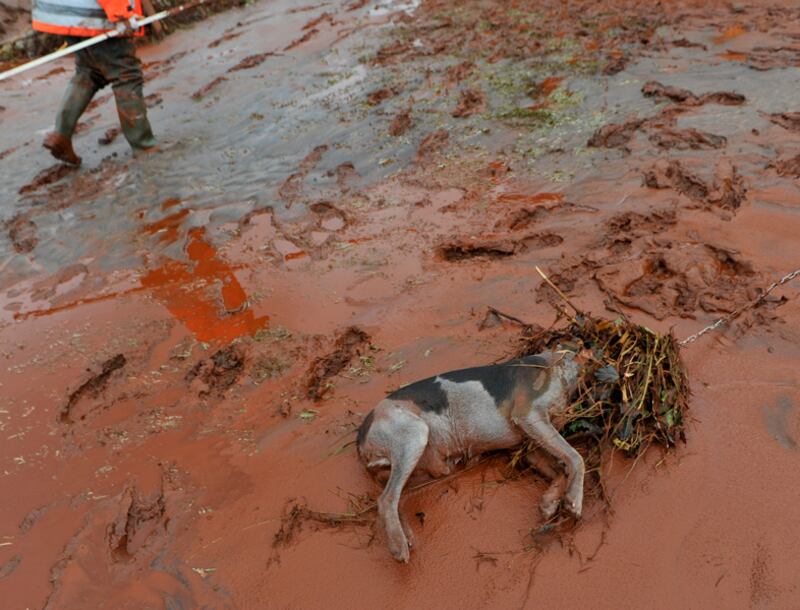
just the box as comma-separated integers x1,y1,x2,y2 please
680,267,800,346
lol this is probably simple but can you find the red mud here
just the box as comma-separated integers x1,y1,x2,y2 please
388,106,413,136
97,126,121,145
18,163,78,195
191,75,228,100
227,52,276,72
5,213,38,253
766,111,800,133
366,85,399,106
451,87,486,118
2,1,800,609
642,80,745,106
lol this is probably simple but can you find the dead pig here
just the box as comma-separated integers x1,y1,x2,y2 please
357,351,583,563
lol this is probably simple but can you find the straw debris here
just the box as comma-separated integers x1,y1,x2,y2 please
509,268,689,478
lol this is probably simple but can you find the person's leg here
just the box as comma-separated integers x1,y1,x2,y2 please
103,38,157,150
44,37,105,165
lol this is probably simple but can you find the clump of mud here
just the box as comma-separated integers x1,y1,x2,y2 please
437,237,524,261
366,86,399,106
97,127,120,145
389,107,413,136
284,28,319,51
305,326,370,400
18,164,78,195
416,129,449,161
642,81,745,106
769,154,800,178
191,76,227,100
603,208,677,253
452,88,486,118
186,344,246,396
747,47,800,71
61,354,127,423
107,482,167,562
766,112,800,133
595,244,755,320
228,52,276,72
587,118,643,150
649,128,726,150
5,213,38,253
645,159,747,210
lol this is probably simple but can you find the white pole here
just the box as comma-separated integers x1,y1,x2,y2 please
0,4,193,82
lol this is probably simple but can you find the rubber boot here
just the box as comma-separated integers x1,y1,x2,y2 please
113,85,157,151
45,71,97,165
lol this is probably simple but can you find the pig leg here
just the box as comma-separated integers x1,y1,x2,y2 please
376,407,429,563
513,405,585,519
525,449,568,519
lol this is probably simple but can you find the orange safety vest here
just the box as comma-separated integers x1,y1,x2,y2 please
32,0,144,38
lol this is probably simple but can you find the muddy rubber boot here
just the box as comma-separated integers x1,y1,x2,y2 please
113,87,157,151
45,72,97,165
43,133,82,166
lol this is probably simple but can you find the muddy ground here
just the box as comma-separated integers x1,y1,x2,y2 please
1,0,800,608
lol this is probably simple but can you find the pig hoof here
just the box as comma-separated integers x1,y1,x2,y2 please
388,534,410,563
564,492,583,520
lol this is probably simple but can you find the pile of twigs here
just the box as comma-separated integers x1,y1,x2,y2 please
513,269,690,475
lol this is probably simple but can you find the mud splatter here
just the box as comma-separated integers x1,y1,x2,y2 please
747,46,800,71
416,129,449,160
186,344,246,396
671,38,707,50
603,53,628,75
645,159,709,202
336,163,360,193
641,81,745,106
18,163,78,195
389,107,413,136
5,213,38,253
366,86,399,106
443,60,474,87
305,326,370,400
769,153,800,178
61,354,127,423
644,159,746,210
596,244,756,320
649,128,726,150
765,112,800,133
98,127,120,145
437,237,525,261
452,87,486,118
587,118,643,149
604,208,677,252
708,160,747,210
192,76,228,100
285,28,319,51
228,52,277,72
144,93,163,108
303,11,334,30
208,30,243,48
749,545,775,606
35,66,66,80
